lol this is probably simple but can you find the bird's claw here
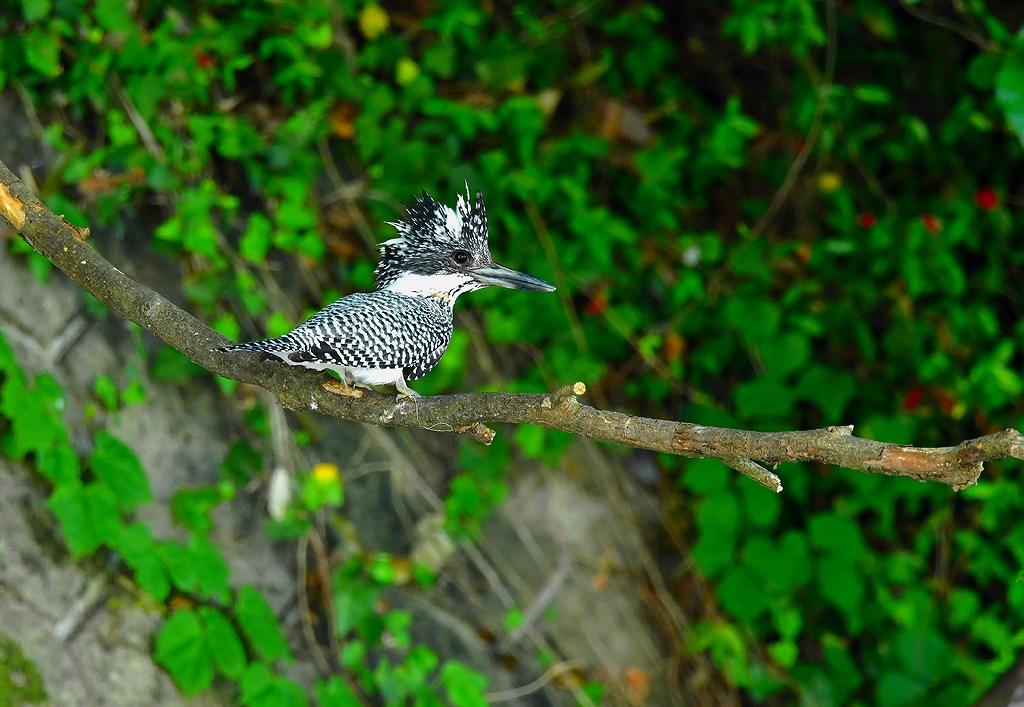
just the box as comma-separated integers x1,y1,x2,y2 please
323,378,364,398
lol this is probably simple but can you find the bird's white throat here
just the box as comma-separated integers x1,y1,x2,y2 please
384,272,476,300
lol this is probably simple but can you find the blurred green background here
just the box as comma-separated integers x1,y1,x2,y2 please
4,0,1024,704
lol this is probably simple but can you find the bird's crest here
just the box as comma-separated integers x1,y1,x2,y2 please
375,186,490,289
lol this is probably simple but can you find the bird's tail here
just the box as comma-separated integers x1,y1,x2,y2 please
214,338,293,353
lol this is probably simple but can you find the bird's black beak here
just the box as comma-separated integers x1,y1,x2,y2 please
469,263,556,292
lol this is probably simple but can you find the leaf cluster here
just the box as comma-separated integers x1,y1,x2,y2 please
6,0,1024,703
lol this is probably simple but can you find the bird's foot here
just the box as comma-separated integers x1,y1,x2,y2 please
395,389,421,402
323,378,364,398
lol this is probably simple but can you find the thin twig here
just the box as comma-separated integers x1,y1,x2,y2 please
485,659,581,703
897,0,994,51
747,0,838,241
722,458,783,493
296,534,334,676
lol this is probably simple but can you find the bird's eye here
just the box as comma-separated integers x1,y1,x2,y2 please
452,250,470,265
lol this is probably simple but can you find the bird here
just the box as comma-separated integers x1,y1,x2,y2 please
216,187,556,398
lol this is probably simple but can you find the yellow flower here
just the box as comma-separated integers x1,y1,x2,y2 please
312,462,340,483
359,4,390,40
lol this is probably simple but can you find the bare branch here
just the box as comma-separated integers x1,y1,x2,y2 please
1,157,1020,491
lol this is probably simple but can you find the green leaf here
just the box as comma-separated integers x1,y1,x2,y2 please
795,365,856,422
86,482,124,542
513,424,547,459
1,373,79,485
876,672,927,707
504,607,524,631
241,214,274,263
334,582,380,635
36,443,80,488
89,431,152,511
422,41,456,77
739,476,781,527
114,522,170,601
948,589,980,628
154,610,215,695
717,565,770,622
440,661,488,707
221,441,263,484
679,458,732,494
852,84,891,104
996,46,1024,148
722,298,780,340
189,535,232,603
199,607,247,679
0,330,25,379
23,29,61,77
743,532,811,594
758,332,810,379
159,541,199,593
20,0,51,22
171,486,222,533
122,380,146,406
151,346,204,381
92,375,119,410
773,606,802,639
47,482,122,557
302,465,344,511
95,0,134,34
369,553,397,584
316,677,362,707
240,663,308,707
48,485,101,557
691,492,740,577
236,586,292,662
896,629,952,680
733,378,795,419
822,634,863,702
817,556,865,621
768,640,799,668
809,513,868,564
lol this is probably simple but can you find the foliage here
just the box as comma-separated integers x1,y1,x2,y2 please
0,328,490,703
4,0,1024,703
0,633,47,704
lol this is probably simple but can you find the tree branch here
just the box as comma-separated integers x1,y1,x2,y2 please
2,157,1020,492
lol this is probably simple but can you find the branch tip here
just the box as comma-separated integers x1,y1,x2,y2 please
723,458,783,493
548,382,586,409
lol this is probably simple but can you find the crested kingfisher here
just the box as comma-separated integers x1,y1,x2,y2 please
217,187,556,397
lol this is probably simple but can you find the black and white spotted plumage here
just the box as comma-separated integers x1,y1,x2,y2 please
217,186,555,398
224,292,453,382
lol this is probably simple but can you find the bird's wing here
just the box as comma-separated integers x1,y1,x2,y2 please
293,292,452,371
